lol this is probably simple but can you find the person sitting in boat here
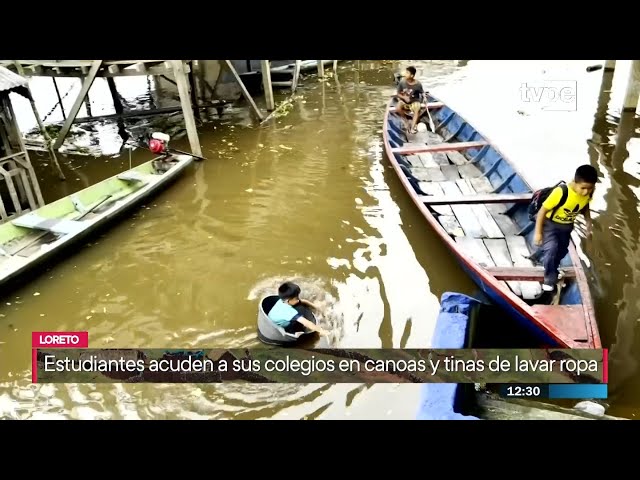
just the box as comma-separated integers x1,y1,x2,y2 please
268,281,330,337
533,164,597,296
395,66,426,134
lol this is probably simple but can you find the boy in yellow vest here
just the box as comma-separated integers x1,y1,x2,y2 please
533,164,597,293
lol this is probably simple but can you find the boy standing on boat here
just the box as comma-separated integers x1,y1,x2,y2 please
533,164,597,294
395,66,425,134
268,281,330,337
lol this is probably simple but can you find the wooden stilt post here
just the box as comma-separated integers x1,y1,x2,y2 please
261,60,275,111
291,60,302,93
622,60,640,112
187,61,202,122
194,60,208,105
613,111,635,167
170,60,203,157
592,62,616,142
84,84,92,117
223,60,264,121
106,74,129,145
52,77,66,120
107,77,124,114
604,60,616,72
52,60,103,150
317,60,324,79
13,61,66,181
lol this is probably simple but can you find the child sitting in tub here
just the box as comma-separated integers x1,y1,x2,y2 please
268,281,330,337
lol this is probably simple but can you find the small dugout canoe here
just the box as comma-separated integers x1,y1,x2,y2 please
0,154,193,292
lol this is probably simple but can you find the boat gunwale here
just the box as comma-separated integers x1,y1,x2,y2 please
382,94,600,349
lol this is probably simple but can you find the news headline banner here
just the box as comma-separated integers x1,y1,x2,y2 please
33,348,606,384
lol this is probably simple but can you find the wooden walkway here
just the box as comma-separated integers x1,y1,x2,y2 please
2,61,206,155
2,60,340,156
0,60,186,78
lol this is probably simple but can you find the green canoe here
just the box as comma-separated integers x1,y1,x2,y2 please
0,154,193,291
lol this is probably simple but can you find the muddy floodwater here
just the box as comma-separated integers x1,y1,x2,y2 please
0,60,638,419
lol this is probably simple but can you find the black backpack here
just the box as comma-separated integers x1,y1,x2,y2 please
527,181,568,222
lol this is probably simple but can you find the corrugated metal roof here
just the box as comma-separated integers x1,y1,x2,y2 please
0,65,28,93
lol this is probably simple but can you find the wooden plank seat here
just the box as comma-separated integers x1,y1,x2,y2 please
12,213,84,236
485,266,577,281
117,171,150,183
388,101,444,112
391,140,489,155
420,192,533,205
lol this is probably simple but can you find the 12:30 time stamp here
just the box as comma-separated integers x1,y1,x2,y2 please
499,384,548,398
498,384,608,400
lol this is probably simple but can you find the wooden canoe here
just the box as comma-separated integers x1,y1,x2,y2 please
0,154,193,291
382,95,600,349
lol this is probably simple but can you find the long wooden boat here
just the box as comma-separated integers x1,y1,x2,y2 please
382,94,600,349
0,154,193,291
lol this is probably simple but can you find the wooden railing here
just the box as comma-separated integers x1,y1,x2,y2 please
0,151,44,223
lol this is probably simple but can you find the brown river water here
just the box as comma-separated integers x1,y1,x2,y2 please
0,60,638,419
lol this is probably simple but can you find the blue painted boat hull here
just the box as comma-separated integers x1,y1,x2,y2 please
416,292,481,420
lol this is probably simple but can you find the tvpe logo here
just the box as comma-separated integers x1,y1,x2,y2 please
32,332,89,348
519,80,577,111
